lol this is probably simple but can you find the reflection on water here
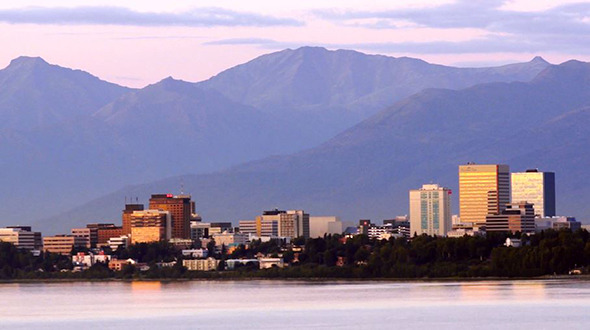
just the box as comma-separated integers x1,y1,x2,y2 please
1,279,589,329
131,280,162,293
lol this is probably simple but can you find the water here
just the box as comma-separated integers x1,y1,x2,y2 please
1,279,590,329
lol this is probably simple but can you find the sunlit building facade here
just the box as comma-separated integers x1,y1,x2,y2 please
511,169,555,217
459,164,510,225
409,184,452,236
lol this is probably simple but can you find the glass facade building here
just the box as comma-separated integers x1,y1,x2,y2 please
409,184,452,236
459,164,510,225
511,169,555,217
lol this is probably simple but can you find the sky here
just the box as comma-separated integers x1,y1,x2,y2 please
0,0,588,87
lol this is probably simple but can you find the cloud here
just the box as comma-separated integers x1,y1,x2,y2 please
204,33,590,55
0,6,304,27
314,1,590,35
204,38,279,46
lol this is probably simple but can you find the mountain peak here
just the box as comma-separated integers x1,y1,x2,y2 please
7,56,49,69
530,56,549,64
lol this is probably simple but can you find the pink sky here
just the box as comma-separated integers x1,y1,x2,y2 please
0,0,587,87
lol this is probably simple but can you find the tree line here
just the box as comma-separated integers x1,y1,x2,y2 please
1,228,590,280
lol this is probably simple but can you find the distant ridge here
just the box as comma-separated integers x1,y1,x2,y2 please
43,59,590,233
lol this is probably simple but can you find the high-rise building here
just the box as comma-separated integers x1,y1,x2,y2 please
122,204,144,236
459,164,510,225
485,202,536,234
511,169,556,217
409,184,452,236
130,210,172,244
149,194,193,239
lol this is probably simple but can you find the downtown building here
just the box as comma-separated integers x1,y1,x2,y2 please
485,202,536,234
241,209,310,239
130,210,172,244
409,184,452,236
43,235,88,255
459,164,510,225
149,194,194,239
0,226,42,250
511,169,556,218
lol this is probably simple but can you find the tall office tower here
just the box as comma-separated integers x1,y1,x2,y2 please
409,184,452,236
149,194,192,239
511,169,556,217
459,164,510,225
122,204,144,236
485,202,536,234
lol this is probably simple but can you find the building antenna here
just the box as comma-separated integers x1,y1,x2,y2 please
125,196,127,204
180,179,184,195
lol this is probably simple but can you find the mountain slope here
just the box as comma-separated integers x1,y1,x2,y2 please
198,47,550,143
48,60,590,232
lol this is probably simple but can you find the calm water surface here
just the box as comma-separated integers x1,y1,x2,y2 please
1,279,590,329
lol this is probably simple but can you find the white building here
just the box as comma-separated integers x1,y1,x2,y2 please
107,235,129,251
309,216,343,238
182,248,209,258
409,184,452,237
72,252,111,268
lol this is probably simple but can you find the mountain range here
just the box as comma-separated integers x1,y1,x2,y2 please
0,47,568,233
38,58,590,233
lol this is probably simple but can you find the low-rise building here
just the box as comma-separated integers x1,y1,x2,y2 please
71,228,92,248
535,216,581,231
182,249,208,258
107,235,129,251
0,226,42,250
190,221,211,239
504,238,522,247
258,258,285,269
72,252,111,269
43,235,88,255
183,257,220,271
447,223,486,238
96,226,124,247
212,232,248,248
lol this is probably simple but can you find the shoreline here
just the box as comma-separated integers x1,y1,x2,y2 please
2,274,589,284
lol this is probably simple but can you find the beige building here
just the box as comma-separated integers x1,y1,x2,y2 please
130,210,171,244
238,220,257,235
212,232,248,247
70,228,91,248
253,209,310,239
183,257,220,271
409,184,452,236
309,216,343,238
459,164,510,225
43,235,88,255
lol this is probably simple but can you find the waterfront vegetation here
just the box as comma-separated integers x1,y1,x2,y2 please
2,229,590,280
